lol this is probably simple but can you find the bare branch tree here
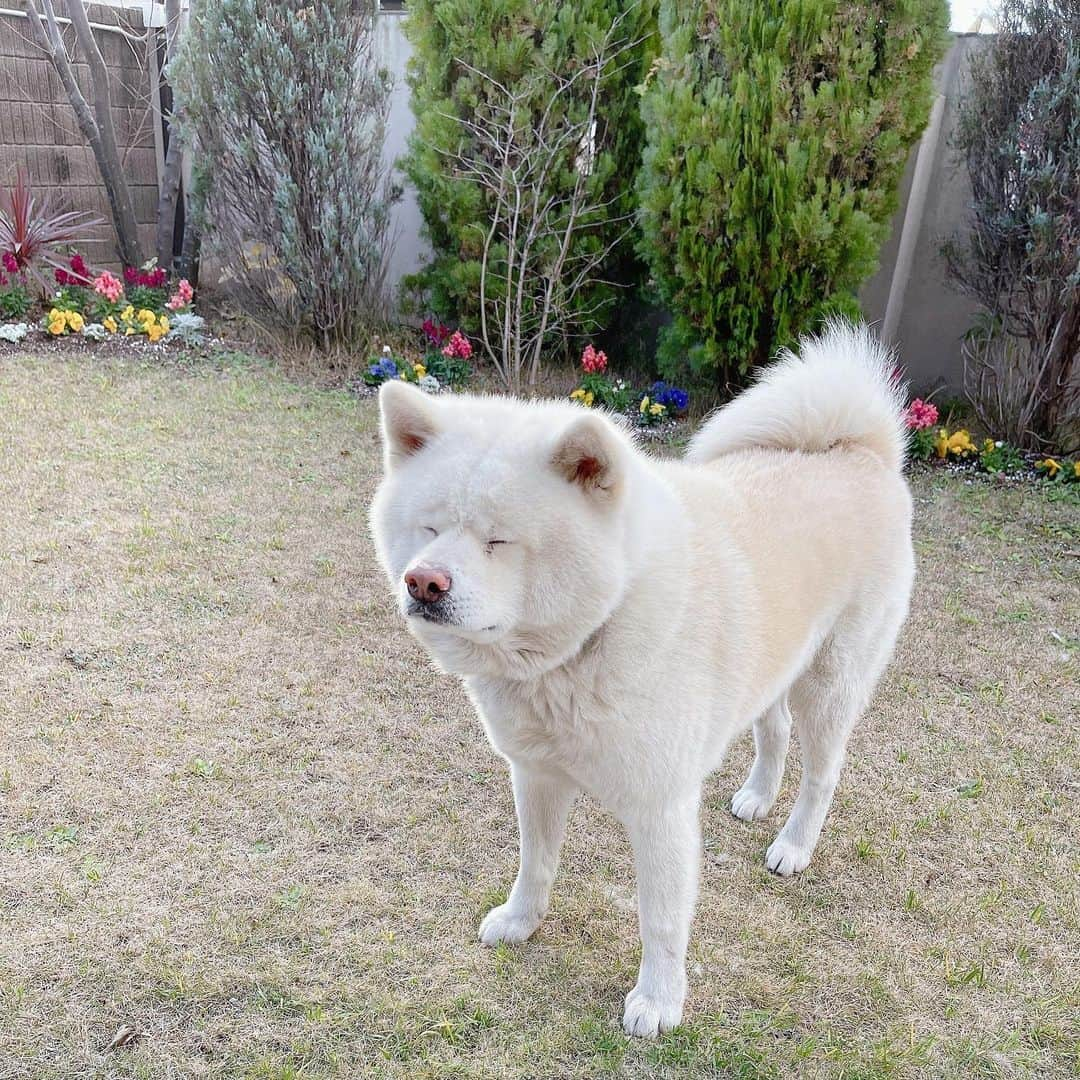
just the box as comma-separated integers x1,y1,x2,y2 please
945,0,1080,451
21,0,143,266
154,0,188,270
435,14,643,393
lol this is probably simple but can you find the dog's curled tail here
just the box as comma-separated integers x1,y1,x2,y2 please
685,320,908,473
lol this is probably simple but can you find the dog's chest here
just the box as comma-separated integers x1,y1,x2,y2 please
471,670,606,775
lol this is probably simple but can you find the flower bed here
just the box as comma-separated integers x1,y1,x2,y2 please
569,344,691,432
352,318,475,396
353,328,692,439
905,397,1078,488
0,249,206,349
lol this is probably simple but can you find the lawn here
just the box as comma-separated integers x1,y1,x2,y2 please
0,349,1077,1079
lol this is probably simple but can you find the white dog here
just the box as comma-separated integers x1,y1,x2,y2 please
370,321,914,1037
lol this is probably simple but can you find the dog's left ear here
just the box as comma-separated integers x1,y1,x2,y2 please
551,414,623,498
379,380,440,469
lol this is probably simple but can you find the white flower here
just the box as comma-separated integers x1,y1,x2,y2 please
382,344,392,356
0,322,30,343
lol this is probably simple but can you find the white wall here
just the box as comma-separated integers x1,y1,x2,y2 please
377,10,430,301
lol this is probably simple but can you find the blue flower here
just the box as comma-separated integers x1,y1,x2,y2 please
368,358,399,382
648,381,689,412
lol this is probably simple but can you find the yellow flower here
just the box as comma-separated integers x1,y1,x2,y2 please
946,429,976,457
125,326,136,336
982,438,995,453
570,388,586,401
414,364,426,378
65,310,84,332
1036,458,1061,478
158,315,169,331
640,396,650,413
48,318,66,336
649,402,665,416
120,305,134,322
934,428,949,459
48,307,63,321
1074,461,1080,481
583,390,594,406
146,323,166,342
103,316,117,333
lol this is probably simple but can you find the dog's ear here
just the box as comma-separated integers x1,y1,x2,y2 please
551,414,623,498
379,381,440,468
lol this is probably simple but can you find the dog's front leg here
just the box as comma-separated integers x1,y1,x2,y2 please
478,762,578,946
622,794,701,1037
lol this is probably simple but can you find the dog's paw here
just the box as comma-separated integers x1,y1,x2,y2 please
730,782,776,822
477,904,540,946
765,836,813,877
622,984,684,1038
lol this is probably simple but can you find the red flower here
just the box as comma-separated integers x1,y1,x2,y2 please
580,344,607,374
123,266,138,285
69,252,88,279
2,250,18,275
55,267,70,285
422,317,451,346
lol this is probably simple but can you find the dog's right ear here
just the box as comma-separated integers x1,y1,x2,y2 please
379,381,440,468
551,413,624,500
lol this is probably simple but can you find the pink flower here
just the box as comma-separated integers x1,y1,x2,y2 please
904,398,939,430
166,278,194,311
93,270,124,303
2,250,19,274
580,344,607,374
442,330,472,360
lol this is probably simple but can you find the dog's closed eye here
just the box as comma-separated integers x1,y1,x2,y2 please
485,539,510,554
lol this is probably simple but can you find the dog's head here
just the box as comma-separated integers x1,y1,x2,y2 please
369,381,635,677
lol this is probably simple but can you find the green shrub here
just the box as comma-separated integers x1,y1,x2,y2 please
176,0,397,351
637,0,948,385
401,0,657,349
0,280,32,320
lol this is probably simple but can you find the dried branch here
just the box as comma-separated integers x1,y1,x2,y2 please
433,13,646,392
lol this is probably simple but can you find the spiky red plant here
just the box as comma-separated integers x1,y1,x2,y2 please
0,170,103,293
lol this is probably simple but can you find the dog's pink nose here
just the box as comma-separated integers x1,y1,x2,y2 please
405,567,452,603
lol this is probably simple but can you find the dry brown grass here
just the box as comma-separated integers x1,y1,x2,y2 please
0,349,1076,1079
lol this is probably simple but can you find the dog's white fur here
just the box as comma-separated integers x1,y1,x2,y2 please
370,321,915,1037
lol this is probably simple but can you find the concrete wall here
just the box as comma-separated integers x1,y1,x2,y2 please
377,8,428,301
860,34,988,395
0,1,160,268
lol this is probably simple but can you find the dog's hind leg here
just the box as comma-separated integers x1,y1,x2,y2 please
765,602,906,877
731,696,792,821
478,763,578,946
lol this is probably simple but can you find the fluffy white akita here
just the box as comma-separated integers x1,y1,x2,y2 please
370,321,914,1037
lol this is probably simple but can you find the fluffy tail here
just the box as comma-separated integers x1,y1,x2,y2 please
685,320,908,472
